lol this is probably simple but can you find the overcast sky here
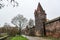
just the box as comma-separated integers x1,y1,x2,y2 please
0,0,60,26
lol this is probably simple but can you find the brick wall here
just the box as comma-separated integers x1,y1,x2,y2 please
45,20,60,38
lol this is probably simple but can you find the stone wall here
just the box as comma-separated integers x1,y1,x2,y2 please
45,19,60,37
24,26,35,36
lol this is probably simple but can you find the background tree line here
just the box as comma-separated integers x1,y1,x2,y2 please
0,14,34,36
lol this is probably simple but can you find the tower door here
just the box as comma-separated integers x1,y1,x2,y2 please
43,22,46,36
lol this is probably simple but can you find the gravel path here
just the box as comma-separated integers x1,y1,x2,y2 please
22,35,50,40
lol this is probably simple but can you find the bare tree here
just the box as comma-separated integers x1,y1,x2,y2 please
11,14,27,35
28,19,34,28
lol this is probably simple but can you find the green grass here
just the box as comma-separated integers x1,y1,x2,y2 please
10,36,28,40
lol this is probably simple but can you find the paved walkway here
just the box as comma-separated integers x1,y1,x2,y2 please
22,35,50,40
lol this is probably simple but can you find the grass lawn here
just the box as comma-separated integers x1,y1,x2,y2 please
10,36,28,40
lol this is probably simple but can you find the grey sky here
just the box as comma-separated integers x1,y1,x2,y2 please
0,0,60,26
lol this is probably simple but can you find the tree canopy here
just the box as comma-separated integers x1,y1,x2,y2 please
0,0,19,9
11,14,28,29
28,19,34,28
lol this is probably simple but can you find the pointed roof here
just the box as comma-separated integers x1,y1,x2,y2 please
37,2,43,12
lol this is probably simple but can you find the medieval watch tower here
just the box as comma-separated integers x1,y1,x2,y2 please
34,2,46,36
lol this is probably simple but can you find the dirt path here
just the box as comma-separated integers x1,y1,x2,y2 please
22,35,50,40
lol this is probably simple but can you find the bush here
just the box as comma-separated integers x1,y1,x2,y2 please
8,27,19,36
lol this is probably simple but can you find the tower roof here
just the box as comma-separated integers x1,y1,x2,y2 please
37,2,43,12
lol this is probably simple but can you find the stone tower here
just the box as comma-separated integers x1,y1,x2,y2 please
34,2,46,36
